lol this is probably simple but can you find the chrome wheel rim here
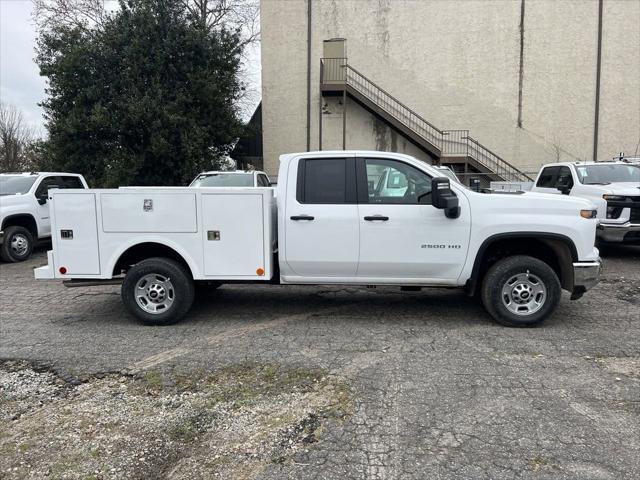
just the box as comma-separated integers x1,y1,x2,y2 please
135,274,175,314
10,233,29,257
501,271,547,316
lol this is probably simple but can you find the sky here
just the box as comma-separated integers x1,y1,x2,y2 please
0,0,47,135
0,0,261,136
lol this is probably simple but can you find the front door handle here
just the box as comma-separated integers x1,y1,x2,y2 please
290,215,315,221
364,215,389,221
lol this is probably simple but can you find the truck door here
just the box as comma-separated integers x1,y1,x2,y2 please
284,156,359,278
33,175,60,237
356,157,471,281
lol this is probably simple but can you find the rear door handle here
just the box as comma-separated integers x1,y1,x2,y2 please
290,215,315,221
364,215,389,221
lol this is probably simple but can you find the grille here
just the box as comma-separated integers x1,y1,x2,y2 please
631,207,640,223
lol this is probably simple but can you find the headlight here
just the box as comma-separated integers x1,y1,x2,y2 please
603,194,625,201
580,209,597,219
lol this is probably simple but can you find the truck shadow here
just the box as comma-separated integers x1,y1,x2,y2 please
597,243,640,259
189,285,495,327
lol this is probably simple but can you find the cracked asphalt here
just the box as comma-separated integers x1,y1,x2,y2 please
1,245,639,479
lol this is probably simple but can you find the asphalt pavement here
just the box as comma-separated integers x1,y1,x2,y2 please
1,245,639,479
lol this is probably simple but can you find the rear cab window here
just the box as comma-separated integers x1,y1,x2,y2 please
59,176,85,189
296,158,356,204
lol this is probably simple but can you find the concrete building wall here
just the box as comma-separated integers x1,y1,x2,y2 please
261,0,640,177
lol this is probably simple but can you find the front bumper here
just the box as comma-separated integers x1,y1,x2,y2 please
597,222,640,243
571,258,602,298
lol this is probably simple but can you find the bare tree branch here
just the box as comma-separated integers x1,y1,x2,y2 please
180,0,260,46
0,104,37,172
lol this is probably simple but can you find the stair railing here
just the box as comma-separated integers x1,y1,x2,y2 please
320,58,533,182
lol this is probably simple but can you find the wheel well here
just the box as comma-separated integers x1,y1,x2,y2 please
113,243,193,277
2,215,38,238
469,236,575,294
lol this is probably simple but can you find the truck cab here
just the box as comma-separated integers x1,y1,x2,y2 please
530,161,640,244
0,172,88,262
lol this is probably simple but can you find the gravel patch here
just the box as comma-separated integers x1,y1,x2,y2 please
0,361,352,479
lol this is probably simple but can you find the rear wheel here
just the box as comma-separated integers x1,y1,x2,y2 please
122,257,194,325
481,255,561,327
0,226,34,262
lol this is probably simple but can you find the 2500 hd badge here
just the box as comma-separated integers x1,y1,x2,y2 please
421,244,462,249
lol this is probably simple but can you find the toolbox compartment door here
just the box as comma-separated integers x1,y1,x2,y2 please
202,194,265,277
53,193,100,275
101,193,197,233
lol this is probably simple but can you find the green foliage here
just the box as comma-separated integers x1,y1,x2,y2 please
37,0,244,186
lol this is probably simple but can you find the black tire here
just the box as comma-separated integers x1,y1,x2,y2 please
0,226,34,262
481,255,561,327
122,257,194,326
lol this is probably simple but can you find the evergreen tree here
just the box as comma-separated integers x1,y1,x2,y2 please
37,0,244,186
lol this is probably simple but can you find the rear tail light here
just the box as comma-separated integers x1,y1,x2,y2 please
59,267,67,274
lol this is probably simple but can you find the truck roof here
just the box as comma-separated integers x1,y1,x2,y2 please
539,161,634,168
196,170,267,175
0,171,84,176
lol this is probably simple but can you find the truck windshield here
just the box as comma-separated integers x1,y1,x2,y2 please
575,164,640,184
190,173,254,187
0,176,38,195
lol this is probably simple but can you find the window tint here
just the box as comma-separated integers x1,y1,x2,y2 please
258,174,270,187
35,176,61,196
299,158,347,204
556,167,573,188
536,167,559,188
60,176,84,189
365,159,432,204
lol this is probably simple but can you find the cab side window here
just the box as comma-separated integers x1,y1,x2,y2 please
536,167,559,188
556,167,573,189
257,174,270,187
297,158,355,204
60,176,84,189
364,158,432,204
35,176,61,197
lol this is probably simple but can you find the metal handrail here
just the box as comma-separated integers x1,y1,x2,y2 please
345,65,444,135
320,58,532,182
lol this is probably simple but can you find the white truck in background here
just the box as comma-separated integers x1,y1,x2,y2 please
35,151,602,328
0,172,88,262
530,161,640,244
189,170,272,187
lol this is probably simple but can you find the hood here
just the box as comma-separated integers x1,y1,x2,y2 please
0,193,31,211
594,182,640,196
510,190,596,208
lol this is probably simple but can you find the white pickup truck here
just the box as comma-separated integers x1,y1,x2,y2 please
189,170,271,187
530,161,640,244
34,151,602,327
0,172,88,262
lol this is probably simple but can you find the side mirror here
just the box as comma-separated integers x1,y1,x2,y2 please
36,192,48,205
431,177,461,219
36,184,59,205
556,179,571,195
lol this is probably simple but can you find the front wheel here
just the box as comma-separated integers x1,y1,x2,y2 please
0,226,34,262
481,255,561,327
122,257,194,325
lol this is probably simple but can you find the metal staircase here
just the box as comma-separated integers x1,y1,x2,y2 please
320,58,532,182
